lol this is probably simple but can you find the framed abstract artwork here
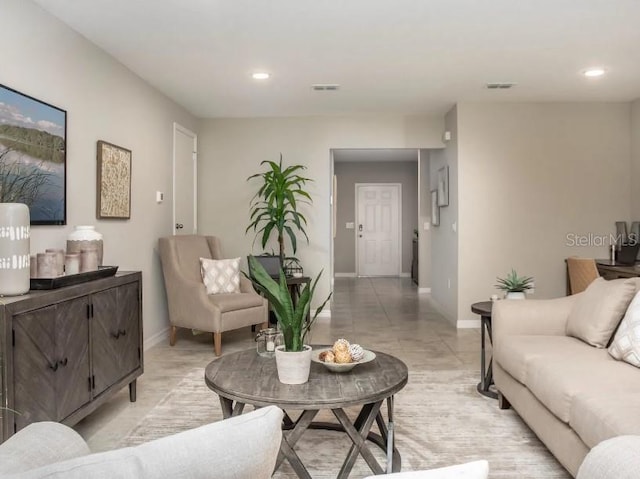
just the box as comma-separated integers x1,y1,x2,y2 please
96,140,131,219
431,190,440,227
437,165,449,207
0,83,67,225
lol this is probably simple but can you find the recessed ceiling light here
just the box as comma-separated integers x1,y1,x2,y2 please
583,68,606,78
252,72,270,80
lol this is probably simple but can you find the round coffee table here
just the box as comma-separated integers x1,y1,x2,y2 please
205,346,408,479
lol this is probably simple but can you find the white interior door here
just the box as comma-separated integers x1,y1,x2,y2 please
173,123,197,235
356,184,401,276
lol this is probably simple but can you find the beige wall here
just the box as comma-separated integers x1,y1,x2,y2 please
334,160,418,274
632,100,640,218
456,102,631,326
429,107,459,324
197,116,444,308
1,0,199,345
417,149,433,289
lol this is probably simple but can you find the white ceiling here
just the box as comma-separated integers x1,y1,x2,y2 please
32,0,640,119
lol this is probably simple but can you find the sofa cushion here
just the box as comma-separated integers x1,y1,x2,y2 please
209,292,264,312
570,392,640,449
10,406,283,479
200,257,241,294
494,335,590,386
526,347,640,423
609,290,640,367
566,277,636,348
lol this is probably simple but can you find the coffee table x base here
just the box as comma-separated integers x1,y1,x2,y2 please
218,395,400,479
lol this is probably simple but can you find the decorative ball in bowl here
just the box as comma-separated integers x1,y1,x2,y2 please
311,340,376,373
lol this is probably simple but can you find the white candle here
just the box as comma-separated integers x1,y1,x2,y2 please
266,340,275,352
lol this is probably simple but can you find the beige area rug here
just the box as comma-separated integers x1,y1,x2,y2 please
120,368,570,478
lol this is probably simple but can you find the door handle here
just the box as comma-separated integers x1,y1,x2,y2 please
175,223,184,229
358,224,363,232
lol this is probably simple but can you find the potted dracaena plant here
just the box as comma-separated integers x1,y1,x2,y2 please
248,255,331,384
246,155,312,266
495,269,534,299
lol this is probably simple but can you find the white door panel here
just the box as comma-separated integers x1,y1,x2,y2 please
173,123,197,235
356,184,401,276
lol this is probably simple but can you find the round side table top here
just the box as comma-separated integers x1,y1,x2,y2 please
471,301,493,317
204,346,408,410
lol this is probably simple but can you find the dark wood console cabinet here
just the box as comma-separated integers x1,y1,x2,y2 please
0,271,142,442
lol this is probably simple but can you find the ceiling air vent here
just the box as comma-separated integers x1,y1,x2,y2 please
312,84,340,91
486,82,516,90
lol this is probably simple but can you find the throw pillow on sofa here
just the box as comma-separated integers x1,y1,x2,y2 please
609,290,640,367
566,277,636,348
200,257,241,294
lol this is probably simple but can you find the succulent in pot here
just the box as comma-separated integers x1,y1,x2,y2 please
495,269,533,299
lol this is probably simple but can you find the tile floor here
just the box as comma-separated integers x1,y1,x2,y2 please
75,277,482,451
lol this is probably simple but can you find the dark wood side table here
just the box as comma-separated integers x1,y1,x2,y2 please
471,301,497,399
205,347,408,479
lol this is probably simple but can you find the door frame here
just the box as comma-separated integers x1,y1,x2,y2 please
354,182,402,277
172,122,198,235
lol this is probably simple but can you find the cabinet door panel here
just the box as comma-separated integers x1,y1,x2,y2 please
13,307,57,431
55,297,91,420
92,284,140,396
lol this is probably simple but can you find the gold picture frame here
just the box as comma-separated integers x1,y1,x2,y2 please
96,140,131,219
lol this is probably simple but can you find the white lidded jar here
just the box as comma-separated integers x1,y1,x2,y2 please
67,226,103,266
0,203,30,295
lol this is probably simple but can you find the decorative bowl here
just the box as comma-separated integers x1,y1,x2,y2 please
311,347,376,373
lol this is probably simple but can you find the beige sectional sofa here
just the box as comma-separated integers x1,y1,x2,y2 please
493,278,640,477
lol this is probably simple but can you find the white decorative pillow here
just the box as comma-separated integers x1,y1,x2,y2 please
566,277,637,348
200,257,241,294
609,290,640,367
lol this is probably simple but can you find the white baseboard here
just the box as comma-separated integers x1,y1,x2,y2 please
144,326,170,351
457,319,481,329
418,287,431,294
399,272,411,278
334,272,356,278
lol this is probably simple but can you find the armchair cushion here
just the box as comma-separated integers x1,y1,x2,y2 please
200,257,241,294
209,292,265,312
566,278,636,348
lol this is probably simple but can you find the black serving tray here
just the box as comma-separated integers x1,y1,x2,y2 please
30,266,119,290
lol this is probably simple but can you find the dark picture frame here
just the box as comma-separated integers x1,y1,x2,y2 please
96,140,132,219
0,83,67,225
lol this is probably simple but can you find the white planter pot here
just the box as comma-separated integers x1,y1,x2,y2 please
0,203,30,296
505,291,526,300
275,345,312,384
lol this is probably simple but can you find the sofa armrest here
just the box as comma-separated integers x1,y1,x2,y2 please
13,406,284,479
0,422,90,475
493,295,578,342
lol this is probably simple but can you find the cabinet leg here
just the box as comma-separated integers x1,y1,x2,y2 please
260,321,268,331
213,332,222,356
169,326,177,346
129,380,137,402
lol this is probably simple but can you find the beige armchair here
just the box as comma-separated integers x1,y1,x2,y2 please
158,235,268,356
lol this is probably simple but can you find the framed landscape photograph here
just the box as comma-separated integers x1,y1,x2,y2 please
0,83,67,225
96,140,131,219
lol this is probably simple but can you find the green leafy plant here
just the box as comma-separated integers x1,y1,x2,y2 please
248,255,331,352
495,269,534,292
246,155,312,264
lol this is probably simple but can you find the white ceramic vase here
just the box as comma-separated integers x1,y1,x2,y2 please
0,203,30,296
275,345,312,384
67,226,103,266
505,291,526,300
